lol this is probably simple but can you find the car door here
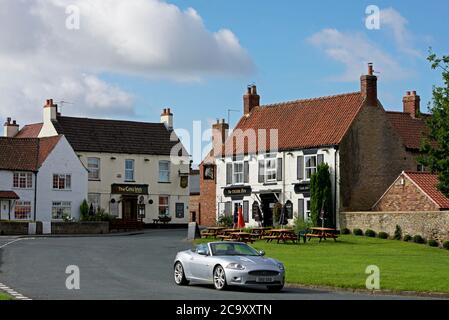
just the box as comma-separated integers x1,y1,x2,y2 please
190,244,213,282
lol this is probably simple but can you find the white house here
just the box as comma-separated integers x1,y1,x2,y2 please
0,129,87,222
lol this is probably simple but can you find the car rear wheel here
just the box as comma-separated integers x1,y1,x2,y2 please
213,265,227,290
174,262,189,286
267,285,284,292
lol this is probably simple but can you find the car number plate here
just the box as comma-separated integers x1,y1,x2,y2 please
256,276,274,283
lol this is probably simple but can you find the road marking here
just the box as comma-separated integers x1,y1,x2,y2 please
0,282,32,301
0,238,35,249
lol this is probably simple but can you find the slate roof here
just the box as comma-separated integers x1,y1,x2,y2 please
0,136,61,171
405,172,449,209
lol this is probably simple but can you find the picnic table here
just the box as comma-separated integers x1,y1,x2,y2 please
306,227,339,242
225,232,254,243
249,227,271,240
200,227,226,239
264,229,298,244
215,228,242,241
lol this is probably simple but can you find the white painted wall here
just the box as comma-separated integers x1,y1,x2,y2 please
0,170,36,220
36,136,88,222
215,148,339,227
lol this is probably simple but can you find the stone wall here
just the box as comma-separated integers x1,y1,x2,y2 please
51,221,109,234
0,221,29,235
340,211,449,244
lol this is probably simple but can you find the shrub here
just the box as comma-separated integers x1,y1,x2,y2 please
341,228,351,235
378,232,389,239
217,215,233,228
293,217,313,234
443,241,449,250
80,199,89,220
403,234,412,242
353,228,363,236
393,225,402,240
428,240,439,247
413,235,426,244
365,229,376,237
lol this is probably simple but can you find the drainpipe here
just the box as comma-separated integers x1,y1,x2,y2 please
282,152,286,205
34,172,38,221
333,146,338,229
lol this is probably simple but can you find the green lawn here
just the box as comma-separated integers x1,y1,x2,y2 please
0,292,13,301
196,235,449,293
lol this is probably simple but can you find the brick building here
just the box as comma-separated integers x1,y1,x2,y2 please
199,63,422,227
373,172,449,211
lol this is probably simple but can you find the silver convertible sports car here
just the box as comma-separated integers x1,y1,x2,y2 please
173,242,285,292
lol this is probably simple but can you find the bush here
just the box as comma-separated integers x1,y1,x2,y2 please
293,217,313,234
413,235,426,244
217,215,233,228
353,228,363,236
80,199,89,220
443,241,449,250
428,240,439,247
341,228,351,235
393,225,402,240
403,234,412,242
365,229,376,237
378,232,389,239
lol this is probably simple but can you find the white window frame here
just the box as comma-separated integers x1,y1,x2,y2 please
233,161,244,185
53,174,72,190
88,193,101,210
305,198,311,220
158,196,170,217
304,155,317,180
264,154,277,183
125,159,135,181
14,201,32,220
52,201,72,220
13,172,33,189
159,161,170,183
87,157,100,180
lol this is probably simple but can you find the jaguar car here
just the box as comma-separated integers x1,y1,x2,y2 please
173,242,285,292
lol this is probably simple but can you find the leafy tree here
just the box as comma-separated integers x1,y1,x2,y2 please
79,199,89,220
310,163,333,227
419,50,449,196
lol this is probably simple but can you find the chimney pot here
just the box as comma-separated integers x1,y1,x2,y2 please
403,90,420,118
243,84,260,114
360,63,378,106
368,63,374,76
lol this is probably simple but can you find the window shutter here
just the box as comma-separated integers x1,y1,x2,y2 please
298,199,304,220
243,201,249,223
225,202,232,217
226,163,232,185
297,156,304,180
258,160,265,183
317,154,324,166
244,161,249,184
277,158,283,181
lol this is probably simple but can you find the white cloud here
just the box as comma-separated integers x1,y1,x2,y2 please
0,0,254,124
308,28,411,82
379,7,422,57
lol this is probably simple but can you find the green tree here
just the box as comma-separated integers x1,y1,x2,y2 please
310,163,333,227
79,199,89,221
419,51,449,196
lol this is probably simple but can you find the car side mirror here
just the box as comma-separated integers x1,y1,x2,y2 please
259,250,265,256
197,249,209,256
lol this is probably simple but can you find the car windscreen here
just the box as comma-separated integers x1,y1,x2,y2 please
210,243,260,256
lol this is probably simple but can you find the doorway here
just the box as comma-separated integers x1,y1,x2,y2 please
232,200,243,226
259,193,278,227
122,197,138,221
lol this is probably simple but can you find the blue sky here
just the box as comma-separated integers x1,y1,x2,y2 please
101,0,449,130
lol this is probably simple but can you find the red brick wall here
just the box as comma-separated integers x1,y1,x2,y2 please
373,174,439,211
189,194,200,223
199,163,217,226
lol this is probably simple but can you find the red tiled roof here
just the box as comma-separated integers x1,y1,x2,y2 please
386,112,429,151
405,172,449,209
224,92,364,155
15,123,43,138
0,136,61,171
0,191,20,200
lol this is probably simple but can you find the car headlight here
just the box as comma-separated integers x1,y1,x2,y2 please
277,263,285,271
226,263,245,270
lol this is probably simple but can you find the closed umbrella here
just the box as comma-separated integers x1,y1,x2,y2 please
237,206,245,229
233,206,239,228
279,205,288,226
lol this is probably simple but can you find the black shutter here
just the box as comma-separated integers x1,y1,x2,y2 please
226,163,232,185
244,161,249,183
317,154,324,166
225,202,232,217
243,201,249,223
297,156,304,180
277,158,283,181
298,199,305,220
258,160,265,183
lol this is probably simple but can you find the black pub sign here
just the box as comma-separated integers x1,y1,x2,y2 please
111,184,149,195
224,186,252,198
294,182,310,194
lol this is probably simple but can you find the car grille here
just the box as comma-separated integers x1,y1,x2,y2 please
248,270,280,276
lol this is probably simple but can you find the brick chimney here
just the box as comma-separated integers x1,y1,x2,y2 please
360,63,378,106
161,108,174,130
403,91,420,118
243,84,260,115
212,119,229,158
3,118,19,137
43,99,58,124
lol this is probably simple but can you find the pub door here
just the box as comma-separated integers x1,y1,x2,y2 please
260,193,278,227
122,197,138,221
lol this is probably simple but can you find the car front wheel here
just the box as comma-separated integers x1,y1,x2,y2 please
213,265,227,290
174,262,189,286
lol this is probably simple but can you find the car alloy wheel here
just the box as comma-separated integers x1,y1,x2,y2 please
174,262,188,285
213,265,227,290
